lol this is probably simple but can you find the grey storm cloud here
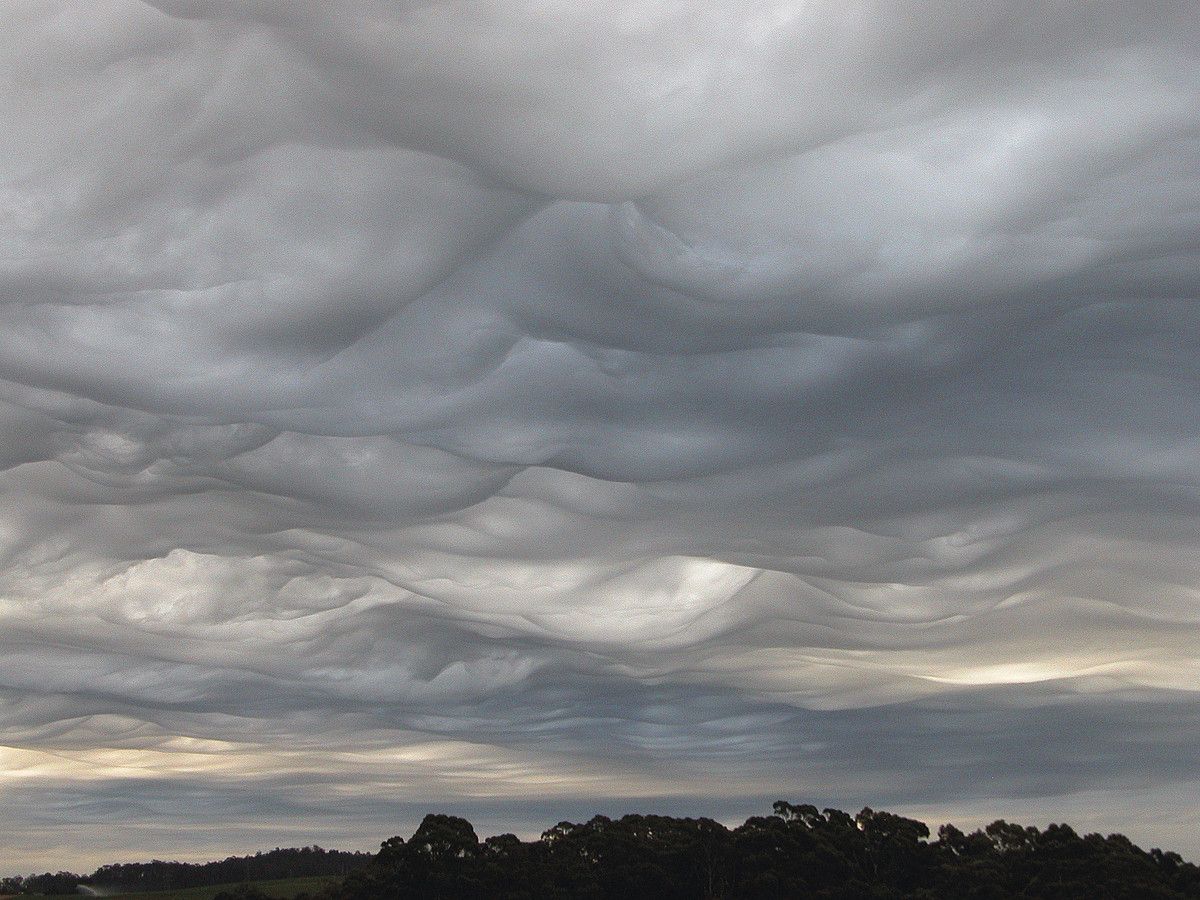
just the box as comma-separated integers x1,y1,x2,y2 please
2,0,1200,872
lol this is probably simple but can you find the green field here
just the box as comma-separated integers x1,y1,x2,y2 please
35,874,340,899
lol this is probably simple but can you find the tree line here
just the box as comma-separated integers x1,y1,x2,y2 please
6,802,1200,898
327,802,1200,899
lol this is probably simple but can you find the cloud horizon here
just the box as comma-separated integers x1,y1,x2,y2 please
2,0,1199,873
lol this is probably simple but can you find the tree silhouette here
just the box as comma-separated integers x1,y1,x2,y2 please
8,801,1200,898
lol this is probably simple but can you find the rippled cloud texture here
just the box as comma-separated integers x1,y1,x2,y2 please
3,0,1200,871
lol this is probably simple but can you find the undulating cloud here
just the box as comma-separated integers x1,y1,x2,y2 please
2,0,1199,872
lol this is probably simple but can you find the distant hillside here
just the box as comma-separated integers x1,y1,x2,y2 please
19,875,339,900
1,847,367,897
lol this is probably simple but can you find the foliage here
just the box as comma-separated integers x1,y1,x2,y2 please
333,803,1200,899
9,803,1200,898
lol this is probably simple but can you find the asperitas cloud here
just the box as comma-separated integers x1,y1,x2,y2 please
2,0,1199,871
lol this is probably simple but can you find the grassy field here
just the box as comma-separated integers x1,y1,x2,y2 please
34,874,340,899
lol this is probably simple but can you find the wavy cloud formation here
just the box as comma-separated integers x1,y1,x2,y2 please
2,0,1199,871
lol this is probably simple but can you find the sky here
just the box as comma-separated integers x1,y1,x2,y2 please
2,0,1199,874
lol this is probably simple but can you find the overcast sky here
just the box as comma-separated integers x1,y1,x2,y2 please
2,0,1200,874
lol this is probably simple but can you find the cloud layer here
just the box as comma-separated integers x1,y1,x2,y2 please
2,0,1199,871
